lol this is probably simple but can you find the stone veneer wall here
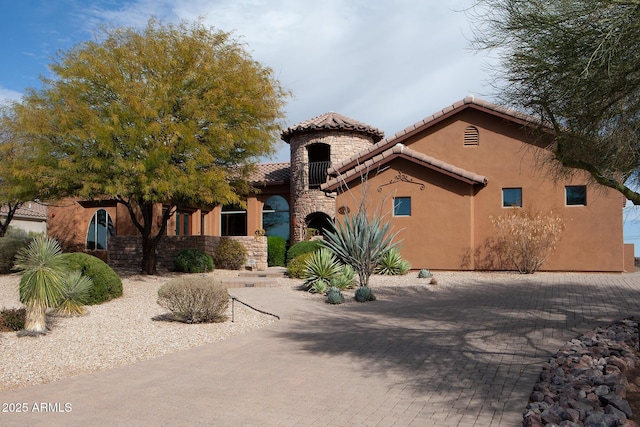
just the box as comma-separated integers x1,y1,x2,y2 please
108,235,267,271
289,130,376,243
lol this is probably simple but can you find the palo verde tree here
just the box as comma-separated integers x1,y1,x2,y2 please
470,1,640,204
0,109,48,237
10,19,289,274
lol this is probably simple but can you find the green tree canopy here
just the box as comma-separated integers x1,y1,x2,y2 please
470,0,640,204
8,18,289,273
0,109,47,237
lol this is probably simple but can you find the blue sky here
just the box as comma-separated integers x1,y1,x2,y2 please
1,0,639,253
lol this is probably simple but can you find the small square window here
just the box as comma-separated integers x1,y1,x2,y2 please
566,185,587,206
502,188,522,207
393,197,411,217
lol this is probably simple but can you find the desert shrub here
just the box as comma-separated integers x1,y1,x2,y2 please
418,269,433,279
59,253,123,305
491,208,564,274
0,307,26,331
303,248,342,293
286,252,313,279
174,248,214,273
355,286,376,303
330,264,357,290
213,238,247,270
267,236,287,267
0,237,29,274
157,275,229,323
53,270,92,316
286,240,323,265
326,287,345,305
375,248,411,275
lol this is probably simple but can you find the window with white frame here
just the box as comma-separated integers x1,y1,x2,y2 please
393,197,411,217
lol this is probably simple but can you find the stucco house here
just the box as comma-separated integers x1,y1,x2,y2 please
47,97,634,272
1,202,47,236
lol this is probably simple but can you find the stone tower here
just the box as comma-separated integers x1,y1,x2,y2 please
281,112,384,244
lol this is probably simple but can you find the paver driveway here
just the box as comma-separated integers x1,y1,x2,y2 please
1,272,640,426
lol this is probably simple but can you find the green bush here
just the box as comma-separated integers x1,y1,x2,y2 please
157,275,229,323
286,240,323,265
267,236,287,267
286,252,313,279
213,238,247,270
59,253,123,305
375,248,411,275
0,237,29,274
174,248,214,273
0,307,26,331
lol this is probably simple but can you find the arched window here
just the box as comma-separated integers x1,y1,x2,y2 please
262,195,289,240
307,143,331,189
86,209,115,250
464,126,479,146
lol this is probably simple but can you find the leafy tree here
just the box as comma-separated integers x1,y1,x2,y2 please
0,110,45,237
9,19,289,274
470,0,640,204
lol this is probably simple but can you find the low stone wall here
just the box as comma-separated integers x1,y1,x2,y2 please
523,318,640,427
108,235,267,271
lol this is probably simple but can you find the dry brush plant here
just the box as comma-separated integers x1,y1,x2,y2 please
491,208,564,274
157,275,229,323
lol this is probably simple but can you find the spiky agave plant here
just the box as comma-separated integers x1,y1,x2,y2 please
13,236,66,335
54,270,92,316
375,248,411,275
323,211,399,288
303,248,342,293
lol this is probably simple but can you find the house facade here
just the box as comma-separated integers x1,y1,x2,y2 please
46,97,634,272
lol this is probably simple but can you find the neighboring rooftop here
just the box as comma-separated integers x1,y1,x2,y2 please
281,111,385,143
0,202,47,220
250,162,291,185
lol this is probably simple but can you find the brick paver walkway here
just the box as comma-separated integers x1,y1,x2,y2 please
1,272,639,426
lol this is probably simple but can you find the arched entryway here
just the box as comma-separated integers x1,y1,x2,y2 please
305,211,333,239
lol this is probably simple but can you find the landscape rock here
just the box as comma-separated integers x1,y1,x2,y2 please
523,318,640,427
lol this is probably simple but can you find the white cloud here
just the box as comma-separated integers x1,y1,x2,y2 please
0,86,22,104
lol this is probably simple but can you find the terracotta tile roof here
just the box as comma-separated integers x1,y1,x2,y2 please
251,162,290,185
281,111,385,143
328,96,542,176
321,143,487,192
0,202,47,220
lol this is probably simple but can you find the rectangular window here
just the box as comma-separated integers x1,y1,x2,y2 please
566,185,587,206
502,188,522,207
393,197,411,217
175,212,191,236
221,205,247,236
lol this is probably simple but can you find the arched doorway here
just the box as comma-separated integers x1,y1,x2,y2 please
305,212,333,239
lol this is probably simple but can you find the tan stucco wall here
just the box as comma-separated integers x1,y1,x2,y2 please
335,110,627,272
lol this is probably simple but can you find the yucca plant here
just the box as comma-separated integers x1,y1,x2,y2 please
53,270,92,316
13,236,66,335
375,248,411,275
323,211,399,288
303,248,342,293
